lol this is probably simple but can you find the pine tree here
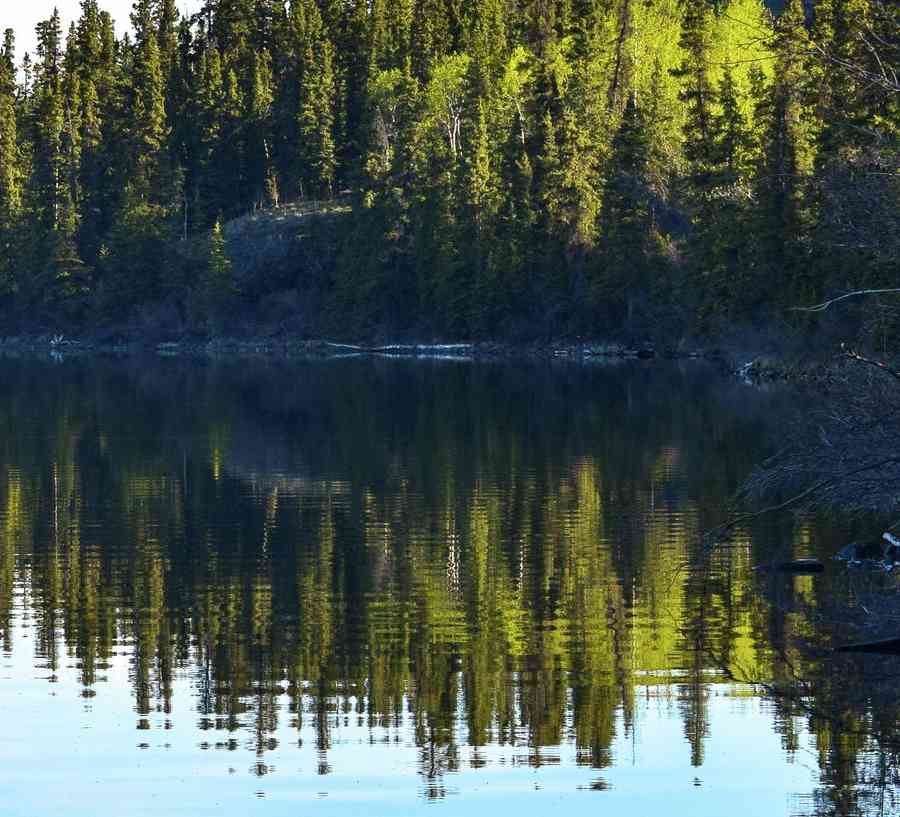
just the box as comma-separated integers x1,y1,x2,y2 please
715,66,750,176
470,0,508,96
707,64,753,313
753,0,814,301
156,0,180,79
671,0,729,321
129,0,168,196
76,4,122,268
808,0,898,302
369,0,414,71
92,0,173,313
220,64,246,212
30,11,66,236
411,0,452,78
292,0,337,197
339,0,371,178
813,0,877,160
0,32,20,214
672,0,716,186
596,91,651,323
0,31,21,299
464,97,500,330
76,1,104,76
193,219,235,328
156,0,183,141
194,43,225,227
247,50,278,209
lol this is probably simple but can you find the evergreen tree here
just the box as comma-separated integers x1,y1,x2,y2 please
671,0,736,322
0,0,890,337
30,11,66,236
77,4,122,268
672,0,716,189
752,0,814,302
470,0,508,96
193,219,235,327
129,0,168,195
297,38,337,196
156,0,180,79
289,0,338,197
411,0,453,78
596,91,651,324
369,0,414,71
464,98,500,330
0,31,21,299
193,43,225,227
813,0,877,160
247,50,278,209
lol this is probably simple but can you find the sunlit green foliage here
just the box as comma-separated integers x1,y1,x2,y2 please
0,0,896,336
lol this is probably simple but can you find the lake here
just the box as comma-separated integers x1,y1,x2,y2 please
0,356,893,816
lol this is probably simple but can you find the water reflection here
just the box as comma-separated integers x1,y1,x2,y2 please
0,358,887,814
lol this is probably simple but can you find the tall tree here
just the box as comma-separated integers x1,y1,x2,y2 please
752,0,814,301
596,90,652,324
291,0,337,197
0,31,22,299
129,0,168,195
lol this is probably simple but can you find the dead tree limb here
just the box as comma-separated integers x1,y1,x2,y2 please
792,289,900,313
844,348,900,383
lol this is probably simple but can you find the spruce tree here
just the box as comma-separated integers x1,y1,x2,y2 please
470,0,508,96
0,31,21,299
597,91,651,323
671,0,727,321
464,97,500,330
156,0,180,79
813,0,877,160
411,0,452,78
101,1,173,311
194,219,235,328
194,44,225,227
129,0,168,196
672,0,716,187
30,11,66,237
247,50,278,209
752,0,813,301
292,0,337,197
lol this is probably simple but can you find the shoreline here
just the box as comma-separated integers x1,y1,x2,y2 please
0,333,847,384
0,333,725,363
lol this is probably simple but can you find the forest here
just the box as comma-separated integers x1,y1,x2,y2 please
0,0,897,340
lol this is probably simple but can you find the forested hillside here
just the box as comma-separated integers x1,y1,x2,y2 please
0,0,897,339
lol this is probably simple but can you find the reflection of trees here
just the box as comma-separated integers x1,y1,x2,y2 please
0,358,806,793
754,550,900,817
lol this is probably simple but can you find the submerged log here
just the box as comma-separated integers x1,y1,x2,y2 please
322,341,473,356
835,533,900,565
754,558,825,574
837,637,900,655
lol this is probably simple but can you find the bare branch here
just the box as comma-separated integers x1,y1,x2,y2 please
844,348,900,382
792,289,900,313
706,454,900,549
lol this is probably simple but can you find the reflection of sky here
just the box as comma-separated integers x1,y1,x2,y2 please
1,621,815,817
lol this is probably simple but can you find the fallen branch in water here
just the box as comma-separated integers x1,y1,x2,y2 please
704,454,900,550
843,347,900,382
323,341,474,355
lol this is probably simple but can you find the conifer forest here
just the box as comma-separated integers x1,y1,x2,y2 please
0,0,897,339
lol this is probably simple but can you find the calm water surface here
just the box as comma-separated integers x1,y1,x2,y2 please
0,357,890,816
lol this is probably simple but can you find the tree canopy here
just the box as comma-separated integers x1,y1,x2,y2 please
0,0,896,338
